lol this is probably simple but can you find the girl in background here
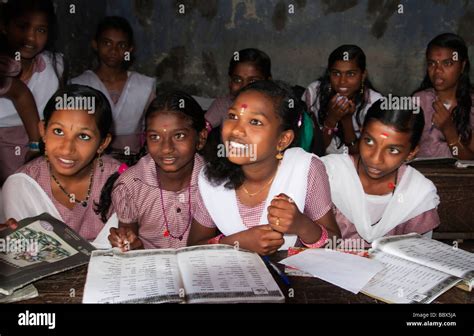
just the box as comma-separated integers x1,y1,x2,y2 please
303,45,382,155
413,33,474,159
320,100,440,248
205,48,271,128
0,0,64,183
71,16,155,155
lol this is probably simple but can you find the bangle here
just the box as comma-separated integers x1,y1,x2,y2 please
448,136,464,148
27,141,40,152
321,122,338,135
301,224,328,248
208,234,224,244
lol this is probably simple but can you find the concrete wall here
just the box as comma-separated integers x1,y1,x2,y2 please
56,0,474,97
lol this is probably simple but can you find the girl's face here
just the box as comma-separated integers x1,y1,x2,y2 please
229,62,266,97
5,11,49,60
329,59,366,97
146,112,206,175
222,90,293,166
40,109,111,178
359,120,418,180
427,46,466,93
93,28,133,68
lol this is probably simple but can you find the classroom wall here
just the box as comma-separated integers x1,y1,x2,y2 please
57,0,474,97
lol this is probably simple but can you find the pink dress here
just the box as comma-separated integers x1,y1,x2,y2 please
112,154,204,249
194,157,333,246
16,155,121,240
204,95,233,128
415,88,474,158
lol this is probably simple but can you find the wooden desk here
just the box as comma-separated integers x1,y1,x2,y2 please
20,242,474,304
410,162,474,240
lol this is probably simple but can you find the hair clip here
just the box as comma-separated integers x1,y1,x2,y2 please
205,120,212,133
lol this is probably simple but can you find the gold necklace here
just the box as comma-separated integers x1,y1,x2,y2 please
241,163,280,197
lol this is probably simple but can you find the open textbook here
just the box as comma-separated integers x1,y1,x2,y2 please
361,233,474,303
0,213,96,296
83,245,285,303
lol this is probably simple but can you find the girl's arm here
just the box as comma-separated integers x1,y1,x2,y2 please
188,220,284,255
4,78,41,145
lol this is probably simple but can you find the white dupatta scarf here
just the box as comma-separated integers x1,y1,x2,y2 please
320,154,439,243
2,173,117,248
199,147,314,250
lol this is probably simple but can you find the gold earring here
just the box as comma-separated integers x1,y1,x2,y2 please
276,147,284,160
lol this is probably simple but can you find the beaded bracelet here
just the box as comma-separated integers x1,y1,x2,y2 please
208,233,224,244
301,224,329,248
321,123,338,135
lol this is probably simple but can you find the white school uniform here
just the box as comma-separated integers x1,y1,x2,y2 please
198,147,316,250
71,70,155,151
320,154,440,243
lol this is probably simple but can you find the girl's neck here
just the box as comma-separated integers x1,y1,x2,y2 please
50,160,95,188
435,86,457,102
242,157,280,185
157,160,195,192
95,65,127,82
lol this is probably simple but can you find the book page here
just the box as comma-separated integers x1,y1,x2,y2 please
0,213,95,296
176,245,284,303
362,251,461,303
374,235,474,279
83,249,183,303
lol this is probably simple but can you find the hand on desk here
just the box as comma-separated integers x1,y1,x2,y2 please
108,227,143,252
225,225,283,256
0,218,18,231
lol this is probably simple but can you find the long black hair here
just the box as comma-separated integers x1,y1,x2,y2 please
414,33,472,144
315,45,376,148
95,90,206,222
0,0,63,86
204,80,305,190
363,99,425,150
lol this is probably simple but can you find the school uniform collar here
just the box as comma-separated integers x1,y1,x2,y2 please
138,153,203,189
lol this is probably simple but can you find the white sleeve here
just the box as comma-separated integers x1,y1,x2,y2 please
3,173,63,222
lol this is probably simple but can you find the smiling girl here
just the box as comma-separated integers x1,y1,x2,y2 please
98,90,208,250
303,45,382,155
189,80,340,256
71,16,155,154
413,33,474,159
320,99,440,247
2,85,120,241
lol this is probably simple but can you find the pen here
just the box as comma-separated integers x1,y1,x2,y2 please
262,256,291,286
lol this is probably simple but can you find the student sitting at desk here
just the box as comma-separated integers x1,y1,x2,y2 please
413,33,474,159
320,100,441,248
188,80,340,255
2,85,120,241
